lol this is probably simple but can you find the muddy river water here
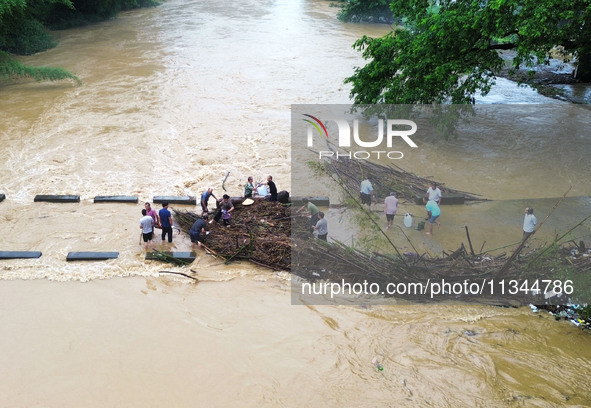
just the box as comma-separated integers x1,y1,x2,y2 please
1,0,590,406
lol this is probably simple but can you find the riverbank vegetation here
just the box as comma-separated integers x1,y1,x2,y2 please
343,0,591,104
0,0,161,84
334,0,396,24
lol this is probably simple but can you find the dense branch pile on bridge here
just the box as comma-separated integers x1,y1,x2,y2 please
174,201,302,271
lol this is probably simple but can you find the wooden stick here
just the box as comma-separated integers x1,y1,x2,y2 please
159,271,198,281
222,171,230,192
465,226,475,256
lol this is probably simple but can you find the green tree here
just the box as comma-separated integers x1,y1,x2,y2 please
345,0,591,104
336,0,396,23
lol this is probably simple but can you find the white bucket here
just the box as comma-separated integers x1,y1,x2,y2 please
403,213,413,228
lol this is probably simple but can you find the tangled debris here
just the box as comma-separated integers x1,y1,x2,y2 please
174,200,296,271
312,151,487,203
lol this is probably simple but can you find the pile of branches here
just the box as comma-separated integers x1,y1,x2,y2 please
292,234,591,305
174,200,296,270
316,155,486,203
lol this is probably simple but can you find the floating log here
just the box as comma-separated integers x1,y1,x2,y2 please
0,251,42,259
414,194,465,205
290,196,330,206
0,194,5,202
94,195,138,203
146,251,196,262
153,196,196,205
66,251,119,261
34,195,80,203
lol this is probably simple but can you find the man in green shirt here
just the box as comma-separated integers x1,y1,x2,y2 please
296,198,319,233
244,176,255,198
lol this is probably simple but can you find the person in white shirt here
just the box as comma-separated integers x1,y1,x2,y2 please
360,178,374,206
522,207,537,241
425,182,442,205
139,209,155,249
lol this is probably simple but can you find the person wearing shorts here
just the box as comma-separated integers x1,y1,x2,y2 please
139,209,154,249
384,192,399,230
424,198,441,236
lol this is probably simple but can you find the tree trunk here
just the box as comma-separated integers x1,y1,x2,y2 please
574,52,591,82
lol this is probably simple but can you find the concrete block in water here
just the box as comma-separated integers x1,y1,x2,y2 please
66,252,119,261
34,195,80,203
94,196,138,203
145,251,196,262
0,251,42,259
153,196,196,205
414,194,465,205
290,196,330,206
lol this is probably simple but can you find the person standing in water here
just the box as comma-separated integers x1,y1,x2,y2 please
139,209,155,249
423,197,441,236
384,192,399,230
522,207,537,241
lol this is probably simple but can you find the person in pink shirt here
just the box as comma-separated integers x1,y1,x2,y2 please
144,202,161,228
384,192,399,230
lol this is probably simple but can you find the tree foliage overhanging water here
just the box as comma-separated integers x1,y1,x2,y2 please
342,0,591,104
0,0,161,83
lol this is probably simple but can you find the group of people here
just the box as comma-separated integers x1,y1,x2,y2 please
243,175,278,201
360,178,443,235
139,202,173,249
362,178,538,241
140,175,539,252
200,188,234,226
139,175,280,251
296,198,328,241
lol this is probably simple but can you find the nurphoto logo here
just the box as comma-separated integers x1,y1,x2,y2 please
303,114,418,160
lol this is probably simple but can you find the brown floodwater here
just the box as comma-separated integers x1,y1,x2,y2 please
1,0,590,406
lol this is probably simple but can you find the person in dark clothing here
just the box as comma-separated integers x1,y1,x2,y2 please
213,194,234,226
190,215,208,249
159,202,174,243
266,175,278,202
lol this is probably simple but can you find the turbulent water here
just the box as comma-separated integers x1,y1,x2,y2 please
1,0,590,406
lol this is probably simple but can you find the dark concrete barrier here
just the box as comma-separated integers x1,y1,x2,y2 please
145,251,196,262
290,196,330,207
66,251,119,261
0,251,42,259
414,194,465,205
153,196,196,205
34,195,80,203
94,196,138,203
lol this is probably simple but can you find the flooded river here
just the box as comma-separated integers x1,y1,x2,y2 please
1,0,590,406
